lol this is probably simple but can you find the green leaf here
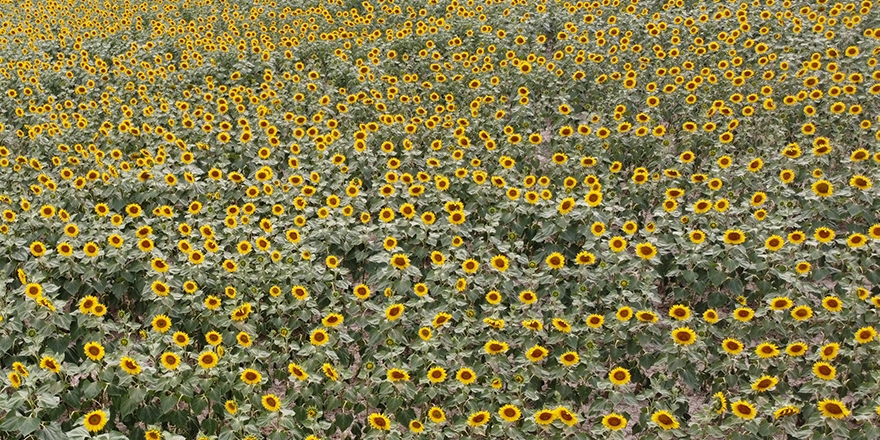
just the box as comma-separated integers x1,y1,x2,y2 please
725,278,743,296
38,394,61,409
18,417,40,436
190,396,208,416
64,279,82,295
707,268,726,286
0,415,21,432
64,426,91,440
120,387,146,417
160,394,177,413
758,420,777,436
83,381,102,400
37,423,66,440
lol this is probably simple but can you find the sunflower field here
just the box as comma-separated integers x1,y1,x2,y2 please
0,0,879,438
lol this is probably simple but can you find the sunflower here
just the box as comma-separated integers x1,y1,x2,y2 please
608,236,627,252
769,297,793,310
288,363,309,381
390,253,410,270
481,290,502,306
468,411,491,427
225,400,238,415
591,221,606,236
585,314,604,328
764,235,784,251
545,252,565,269
310,328,329,346
12,362,27,379
83,342,105,361
651,410,679,430
83,409,108,432
353,284,371,300
697,309,717,325
693,199,712,214
671,327,697,346
40,355,61,373
818,399,849,419
847,233,868,248
855,326,877,344
321,313,344,327
556,197,576,215
197,351,219,369
636,310,658,323
795,261,811,274
713,392,727,414
668,305,690,321
559,351,580,367
498,404,521,422
773,406,800,419
820,343,840,360
427,366,446,383
631,241,658,260
812,362,836,380
731,400,756,420
419,327,433,341
811,179,833,197
689,230,706,244
786,342,808,357
555,406,578,426
533,409,556,425
552,318,571,333
722,338,744,355
518,290,537,304
409,420,424,433
461,258,479,274
448,211,466,225
172,331,190,347
723,229,746,245
76,294,96,313
733,307,754,322
575,251,596,265
791,305,812,321
137,238,154,252
608,367,630,385
822,296,843,312
602,413,627,431
151,314,171,333
520,319,541,331
57,242,73,257
813,227,836,244
456,367,477,384
367,413,391,430
119,356,142,375
30,241,46,257
205,331,223,346
238,368,262,385
490,255,509,272
262,394,282,412
428,406,446,423
160,352,181,370
525,345,549,363
385,304,404,321
387,368,410,382
870,224,880,240
484,318,505,330
151,281,169,297
616,306,633,321
751,375,779,392
755,342,780,359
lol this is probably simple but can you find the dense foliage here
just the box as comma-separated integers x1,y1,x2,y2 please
1,0,879,438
